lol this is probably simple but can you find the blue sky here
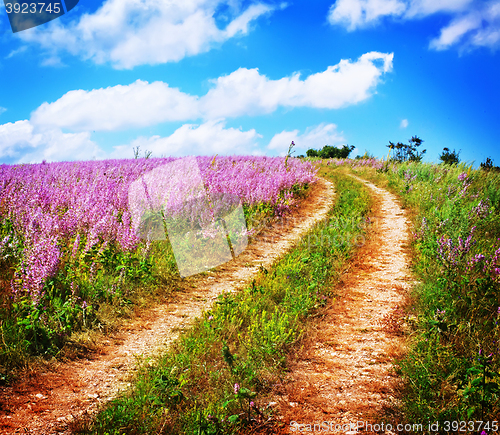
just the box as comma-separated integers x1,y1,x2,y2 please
0,0,499,166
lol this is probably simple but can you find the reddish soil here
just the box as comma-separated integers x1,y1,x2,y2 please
266,175,414,435
0,177,335,435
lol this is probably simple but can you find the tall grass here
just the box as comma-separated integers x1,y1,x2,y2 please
0,156,316,371
344,159,500,421
75,167,372,434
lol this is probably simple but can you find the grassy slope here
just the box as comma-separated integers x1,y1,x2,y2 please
0,170,305,373
76,166,372,434
347,160,500,422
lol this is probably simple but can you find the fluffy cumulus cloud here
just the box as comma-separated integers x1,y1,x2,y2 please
0,120,102,163
0,119,261,163
30,52,393,132
19,0,278,69
201,52,393,118
31,80,200,132
328,0,500,51
267,123,345,155
430,2,500,50
114,120,262,157
328,0,407,30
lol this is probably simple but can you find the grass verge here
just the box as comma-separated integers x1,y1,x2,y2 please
343,159,500,423
73,166,372,434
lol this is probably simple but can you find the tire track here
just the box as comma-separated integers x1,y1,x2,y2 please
0,178,335,435
273,174,413,434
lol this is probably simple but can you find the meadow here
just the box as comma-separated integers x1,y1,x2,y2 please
340,157,500,422
75,165,372,434
0,156,316,369
2,154,499,432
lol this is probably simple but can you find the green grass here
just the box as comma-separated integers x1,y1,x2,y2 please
74,166,372,434
346,160,500,422
0,184,311,373
0,235,180,370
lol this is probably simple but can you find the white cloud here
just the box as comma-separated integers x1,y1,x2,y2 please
429,15,480,49
430,2,500,50
328,0,500,51
200,52,394,118
0,119,262,163
405,0,473,18
0,120,102,163
267,123,345,155
400,118,409,128
0,118,350,163
19,0,277,69
328,0,406,30
225,3,276,37
30,52,393,132
116,120,262,157
31,80,200,132
6,46,28,59
0,107,6,115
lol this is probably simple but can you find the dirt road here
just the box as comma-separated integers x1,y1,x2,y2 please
272,175,413,434
0,178,335,435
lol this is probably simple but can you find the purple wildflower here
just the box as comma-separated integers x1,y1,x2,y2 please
1,156,316,302
414,217,428,240
467,253,486,271
469,198,491,220
437,226,476,267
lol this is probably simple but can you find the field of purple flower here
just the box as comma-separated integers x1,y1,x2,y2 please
341,158,500,422
0,156,316,366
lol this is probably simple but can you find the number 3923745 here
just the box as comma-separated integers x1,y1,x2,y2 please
5,2,61,14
